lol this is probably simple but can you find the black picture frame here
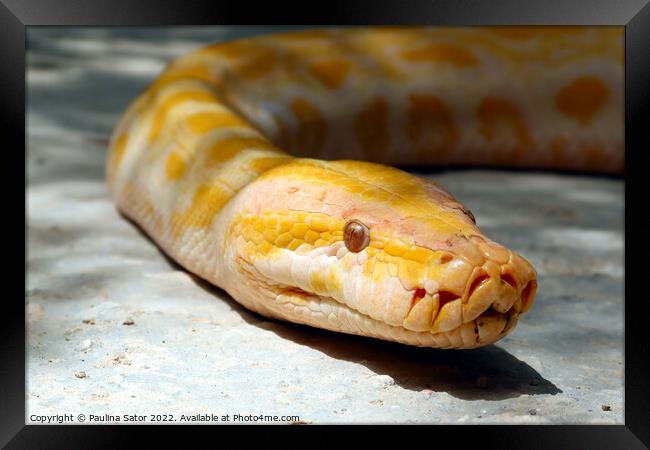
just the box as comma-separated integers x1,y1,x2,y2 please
5,0,649,447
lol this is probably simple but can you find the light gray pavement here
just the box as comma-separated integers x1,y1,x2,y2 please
26,27,624,424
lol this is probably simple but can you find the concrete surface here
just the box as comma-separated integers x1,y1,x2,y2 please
26,27,624,424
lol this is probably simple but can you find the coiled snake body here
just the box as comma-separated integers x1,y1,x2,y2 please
107,27,623,349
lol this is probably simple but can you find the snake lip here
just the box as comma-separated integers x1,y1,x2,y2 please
402,245,537,336
237,236,535,347
467,274,490,299
248,259,526,348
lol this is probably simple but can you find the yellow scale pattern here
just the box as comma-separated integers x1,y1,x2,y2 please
232,211,484,300
106,27,620,349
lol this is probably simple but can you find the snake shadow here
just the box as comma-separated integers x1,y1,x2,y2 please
124,213,561,401
189,271,562,402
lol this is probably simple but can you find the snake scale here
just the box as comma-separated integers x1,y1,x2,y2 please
106,27,623,349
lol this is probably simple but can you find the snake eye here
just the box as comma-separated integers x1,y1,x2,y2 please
344,220,370,253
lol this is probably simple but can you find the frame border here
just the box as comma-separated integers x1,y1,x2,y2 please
6,0,649,447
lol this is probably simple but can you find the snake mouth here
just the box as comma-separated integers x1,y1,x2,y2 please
235,247,537,349
254,268,536,349
401,252,538,346
270,283,529,349
400,282,535,347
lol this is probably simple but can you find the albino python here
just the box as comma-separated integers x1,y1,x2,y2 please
106,27,623,349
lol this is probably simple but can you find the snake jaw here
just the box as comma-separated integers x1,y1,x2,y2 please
400,238,537,345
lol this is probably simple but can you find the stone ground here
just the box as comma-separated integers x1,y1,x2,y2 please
26,27,624,424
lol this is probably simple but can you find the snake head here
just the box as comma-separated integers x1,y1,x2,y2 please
223,158,537,349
